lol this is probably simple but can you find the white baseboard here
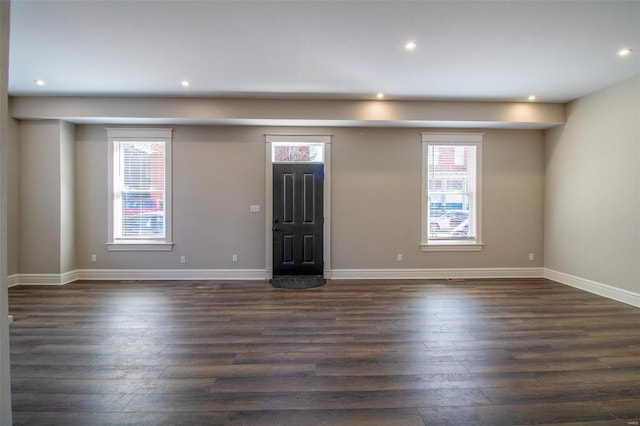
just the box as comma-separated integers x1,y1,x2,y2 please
7,274,19,288
326,267,544,280
8,267,545,286
9,269,266,285
76,268,267,281
544,268,640,308
10,271,77,286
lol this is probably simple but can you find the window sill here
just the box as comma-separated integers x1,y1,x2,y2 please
106,242,174,252
421,241,484,252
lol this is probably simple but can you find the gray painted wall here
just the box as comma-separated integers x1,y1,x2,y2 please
60,121,76,274
8,118,18,276
68,124,545,271
545,75,640,294
332,127,544,269
18,120,63,273
1,0,13,422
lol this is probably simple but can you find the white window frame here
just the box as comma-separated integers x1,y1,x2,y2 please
106,128,173,251
421,132,483,252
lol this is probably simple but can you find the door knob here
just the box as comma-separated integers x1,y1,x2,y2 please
273,227,279,231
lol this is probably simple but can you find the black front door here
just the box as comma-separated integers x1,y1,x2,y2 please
273,163,324,276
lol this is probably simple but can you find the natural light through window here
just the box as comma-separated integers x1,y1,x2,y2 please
107,128,173,251
271,142,324,163
421,133,483,251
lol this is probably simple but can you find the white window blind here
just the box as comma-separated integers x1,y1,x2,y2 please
114,140,166,240
107,128,173,251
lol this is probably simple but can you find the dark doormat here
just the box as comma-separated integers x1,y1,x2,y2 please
270,275,327,289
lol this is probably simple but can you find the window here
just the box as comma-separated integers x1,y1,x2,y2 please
107,128,173,251
421,133,483,251
271,142,325,163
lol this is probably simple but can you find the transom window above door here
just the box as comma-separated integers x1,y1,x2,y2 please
271,142,325,163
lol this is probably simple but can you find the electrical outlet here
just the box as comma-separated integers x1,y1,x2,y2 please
250,205,261,212
91,254,97,262
397,254,403,262
529,253,535,261
180,256,186,264
232,254,238,262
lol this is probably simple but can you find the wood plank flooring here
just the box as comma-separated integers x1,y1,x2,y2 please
8,278,640,425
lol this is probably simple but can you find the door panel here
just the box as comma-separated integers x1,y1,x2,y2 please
273,163,324,276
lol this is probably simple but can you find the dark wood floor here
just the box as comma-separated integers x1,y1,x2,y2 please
8,278,640,425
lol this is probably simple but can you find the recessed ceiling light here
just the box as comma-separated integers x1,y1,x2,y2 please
376,93,385,99
404,41,417,51
34,79,45,86
181,80,190,87
618,48,633,57
528,95,537,101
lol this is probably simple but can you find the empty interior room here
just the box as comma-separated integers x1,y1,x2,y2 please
1,1,639,425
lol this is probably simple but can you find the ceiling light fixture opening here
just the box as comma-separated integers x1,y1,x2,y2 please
181,80,190,87
528,95,537,101
404,41,417,51
34,79,45,86
618,48,633,57
376,93,385,99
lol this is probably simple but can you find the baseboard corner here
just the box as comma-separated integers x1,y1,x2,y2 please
544,268,640,308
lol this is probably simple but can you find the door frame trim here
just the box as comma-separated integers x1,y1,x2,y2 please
265,134,331,279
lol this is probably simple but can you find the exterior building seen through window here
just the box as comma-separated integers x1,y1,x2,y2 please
106,128,173,251
422,133,483,251
115,141,166,239
272,142,324,163
427,144,476,240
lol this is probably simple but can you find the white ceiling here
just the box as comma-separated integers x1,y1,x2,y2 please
8,0,640,103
